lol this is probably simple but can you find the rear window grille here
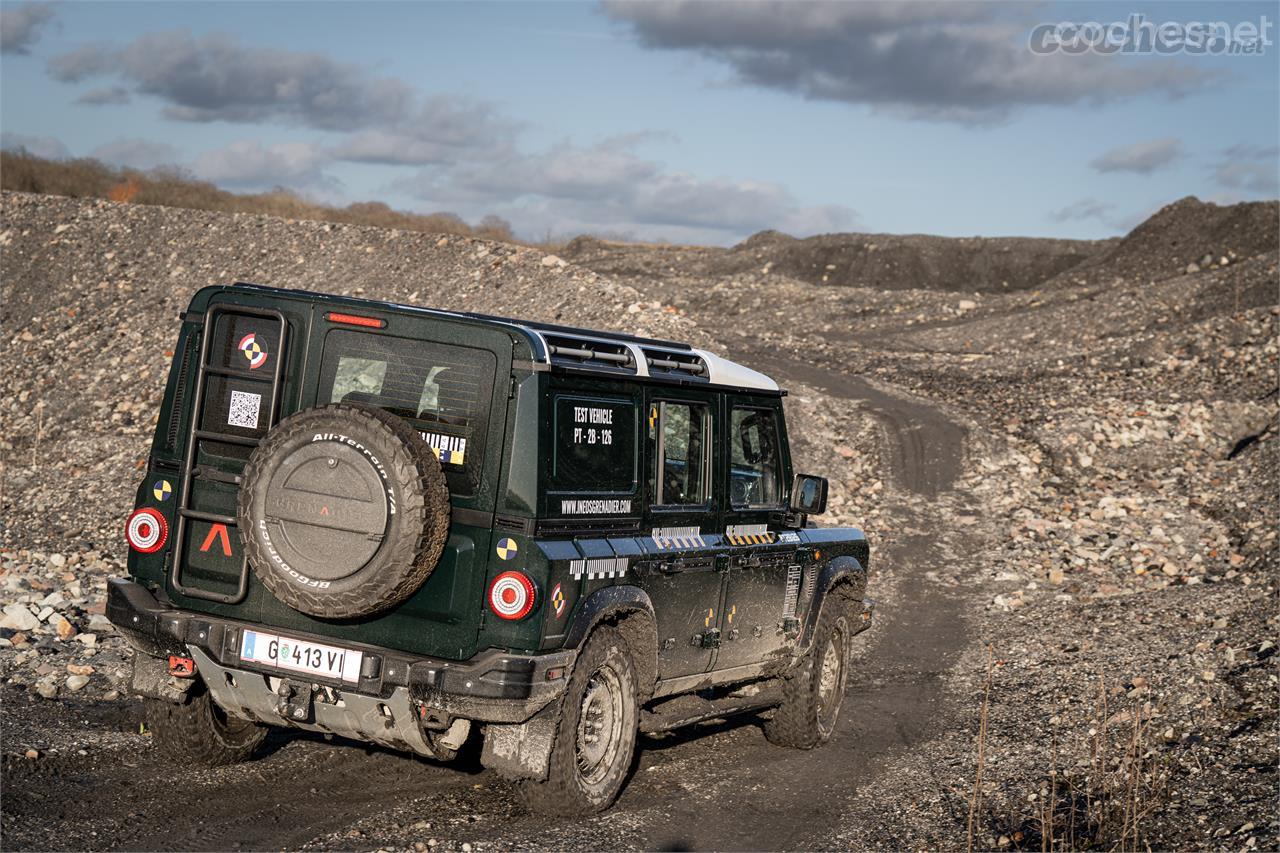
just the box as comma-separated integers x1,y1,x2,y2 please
545,335,636,373
643,348,707,381
166,335,194,450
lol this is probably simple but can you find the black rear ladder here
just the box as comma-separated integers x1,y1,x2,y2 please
169,305,288,604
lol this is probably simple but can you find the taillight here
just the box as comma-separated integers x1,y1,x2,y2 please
488,571,536,621
325,312,386,329
126,508,168,553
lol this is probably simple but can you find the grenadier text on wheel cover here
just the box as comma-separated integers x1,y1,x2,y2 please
110,282,874,814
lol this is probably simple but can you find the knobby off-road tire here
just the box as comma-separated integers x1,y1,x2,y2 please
238,403,450,620
518,627,639,816
144,689,267,767
763,587,855,749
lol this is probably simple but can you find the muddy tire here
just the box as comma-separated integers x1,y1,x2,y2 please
518,627,639,816
763,590,853,749
238,403,450,620
145,689,267,767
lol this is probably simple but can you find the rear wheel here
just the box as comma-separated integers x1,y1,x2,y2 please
518,627,638,815
145,688,267,767
763,591,853,749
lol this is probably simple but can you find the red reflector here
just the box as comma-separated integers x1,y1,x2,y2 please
168,655,196,677
326,312,386,328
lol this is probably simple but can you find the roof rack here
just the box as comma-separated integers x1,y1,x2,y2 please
545,334,637,374
643,347,708,382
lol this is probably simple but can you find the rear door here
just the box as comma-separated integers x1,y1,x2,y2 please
168,301,512,661
637,389,724,680
714,397,800,670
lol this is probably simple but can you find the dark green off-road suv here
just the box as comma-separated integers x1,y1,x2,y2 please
109,282,873,814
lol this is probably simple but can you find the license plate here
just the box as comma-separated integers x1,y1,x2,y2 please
239,630,363,683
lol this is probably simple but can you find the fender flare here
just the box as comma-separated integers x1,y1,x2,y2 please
798,555,868,652
561,584,658,700
562,584,656,650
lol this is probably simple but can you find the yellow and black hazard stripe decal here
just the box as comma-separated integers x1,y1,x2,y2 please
727,532,777,545
725,524,777,546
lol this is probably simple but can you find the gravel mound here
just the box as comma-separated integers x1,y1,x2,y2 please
564,230,1110,293
1047,196,1279,289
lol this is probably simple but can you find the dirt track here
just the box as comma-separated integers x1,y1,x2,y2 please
1,357,972,852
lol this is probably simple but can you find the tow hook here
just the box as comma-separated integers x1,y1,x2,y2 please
276,679,313,722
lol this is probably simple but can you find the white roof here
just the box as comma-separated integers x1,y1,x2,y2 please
691,348,779,392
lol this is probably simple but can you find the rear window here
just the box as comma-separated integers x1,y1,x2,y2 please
318,330,496,493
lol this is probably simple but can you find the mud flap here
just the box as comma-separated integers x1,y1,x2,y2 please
129,650,197,704
480,698,560,781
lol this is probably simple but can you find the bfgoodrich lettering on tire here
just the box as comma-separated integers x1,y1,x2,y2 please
237,403,450,620
518,626,639,816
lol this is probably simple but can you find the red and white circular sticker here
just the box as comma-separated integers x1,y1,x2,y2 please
126,507,169,553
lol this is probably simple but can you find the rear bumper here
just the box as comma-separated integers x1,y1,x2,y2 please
106,577,573,724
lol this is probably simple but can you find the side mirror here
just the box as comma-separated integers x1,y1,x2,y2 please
790,474,828,515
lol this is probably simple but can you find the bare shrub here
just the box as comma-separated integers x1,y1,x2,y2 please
0,150,526,245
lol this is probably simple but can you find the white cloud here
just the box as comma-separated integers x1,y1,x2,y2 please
401,135,858,243
1091,138,1183,175
193,140,334,190
1213,145,1279,195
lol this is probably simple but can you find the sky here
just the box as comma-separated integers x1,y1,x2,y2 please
1,0,1277,245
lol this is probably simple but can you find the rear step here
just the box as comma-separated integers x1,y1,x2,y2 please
169,305,288,604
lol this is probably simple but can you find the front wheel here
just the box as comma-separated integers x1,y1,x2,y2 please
518,627,639,815
763,593,852,749
145,688,267,767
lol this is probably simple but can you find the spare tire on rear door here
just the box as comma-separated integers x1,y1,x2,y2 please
237,403,451,620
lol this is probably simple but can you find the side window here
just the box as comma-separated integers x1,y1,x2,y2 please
550,396,637,494
730,407,782,507
650,401,710,506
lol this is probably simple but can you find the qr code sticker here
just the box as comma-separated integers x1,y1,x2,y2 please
228,390,261,429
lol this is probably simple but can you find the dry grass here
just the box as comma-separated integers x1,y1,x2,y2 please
968,664,1171,852
0,150,521,244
